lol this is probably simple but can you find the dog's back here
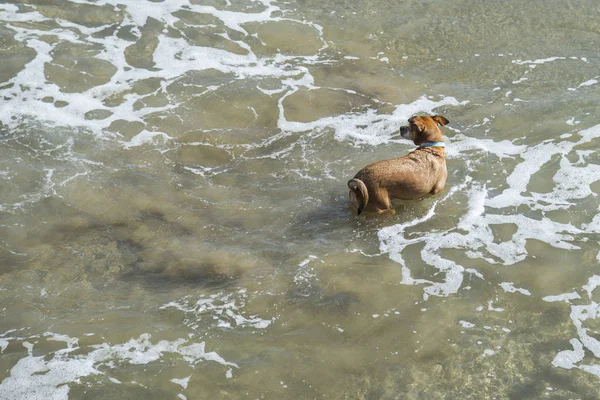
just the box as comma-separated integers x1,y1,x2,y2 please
348,115,449,215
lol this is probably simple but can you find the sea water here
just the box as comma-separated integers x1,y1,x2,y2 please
1,0,600,398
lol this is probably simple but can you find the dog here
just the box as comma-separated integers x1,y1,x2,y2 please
348,115,450,215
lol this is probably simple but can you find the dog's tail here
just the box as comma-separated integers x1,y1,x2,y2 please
347,178,369,216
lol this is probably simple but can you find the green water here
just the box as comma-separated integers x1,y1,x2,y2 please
1,0,600,398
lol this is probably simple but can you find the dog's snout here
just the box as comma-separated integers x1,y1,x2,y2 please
399,125,410,139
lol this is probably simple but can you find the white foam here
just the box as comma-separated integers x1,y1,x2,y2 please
553,338,585,369
582,276,600,299
487,141,568,209
447,135,525,160
171,375,191,389
0,339,9,353
0,4,46,22
533,156,600,205
486,124,600,210
482,349,495,358
458,185,486,229
578,79,598,87
512,57,566,65
487,301,504,312
459,321,475,328
0,346,100,400
550,276,600,377
378,182,471,298
153,37,297,80
420,246,464,299
0,333,237,400
568,78,599,91
161,290,273,330
499,282,531,296
571,303,600,356
279,95,467,145
512,77,529,84
0,0,329,150
543,292,581,303
583,211,600,233
566,117,580,125
122,130,172,148
381,175,584,298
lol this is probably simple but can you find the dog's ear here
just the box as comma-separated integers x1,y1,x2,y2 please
432,115,449,126
408,116,425,131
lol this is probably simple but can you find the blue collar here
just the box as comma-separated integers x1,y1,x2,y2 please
418,141,445,149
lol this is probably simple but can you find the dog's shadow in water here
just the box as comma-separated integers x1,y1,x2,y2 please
286,193,447,314
290,191,448,244
289,194,361,241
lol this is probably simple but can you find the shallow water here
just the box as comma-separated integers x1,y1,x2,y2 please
1,0,600,398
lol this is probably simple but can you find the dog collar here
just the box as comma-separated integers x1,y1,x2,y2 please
418,142,445,149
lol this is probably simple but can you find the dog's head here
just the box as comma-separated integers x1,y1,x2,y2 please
399,115,449,145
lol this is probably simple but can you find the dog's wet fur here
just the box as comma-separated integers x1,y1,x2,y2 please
348,115,450,215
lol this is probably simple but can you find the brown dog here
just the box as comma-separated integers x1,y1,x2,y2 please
348,115,450,215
